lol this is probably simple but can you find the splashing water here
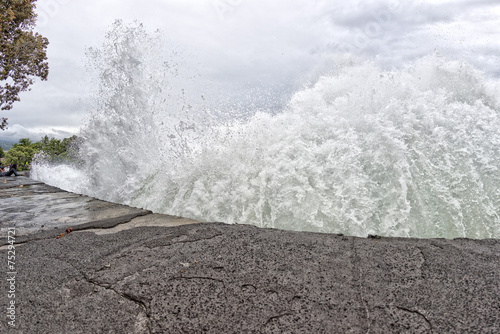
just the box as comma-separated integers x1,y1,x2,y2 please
33,22,500,239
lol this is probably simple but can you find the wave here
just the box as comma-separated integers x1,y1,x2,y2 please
33,22,500,239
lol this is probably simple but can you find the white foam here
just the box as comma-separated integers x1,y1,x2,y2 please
34,23,500,239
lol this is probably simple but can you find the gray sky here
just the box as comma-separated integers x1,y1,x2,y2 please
2,0,500,141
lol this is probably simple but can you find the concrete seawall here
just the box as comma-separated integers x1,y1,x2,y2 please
1,177,499,333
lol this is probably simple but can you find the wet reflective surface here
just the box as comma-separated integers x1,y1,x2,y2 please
0,176,150,235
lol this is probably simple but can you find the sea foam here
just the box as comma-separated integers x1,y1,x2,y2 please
33,22,500,239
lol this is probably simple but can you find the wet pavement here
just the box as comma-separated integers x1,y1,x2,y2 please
0,176,197,244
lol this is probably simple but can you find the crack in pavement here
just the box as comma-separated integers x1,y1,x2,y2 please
351,238,371,334
144,233,224,249
416,246,428,278
396,306,433,333
169,275,226,283
1,212,153,247
65,259,153,334
120,291,153,334
261,312,294,329
417,246,427,264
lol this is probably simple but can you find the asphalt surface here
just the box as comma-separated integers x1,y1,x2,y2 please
1,177,499,333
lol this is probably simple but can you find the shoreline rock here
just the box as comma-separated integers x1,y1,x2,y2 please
1,177,499,333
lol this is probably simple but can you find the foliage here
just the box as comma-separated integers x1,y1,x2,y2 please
4,135,80,169
34,135,80,162
0,146,4,158
1,0,49,129
4,138,36,168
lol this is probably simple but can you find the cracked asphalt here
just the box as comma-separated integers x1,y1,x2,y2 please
1,177,500,333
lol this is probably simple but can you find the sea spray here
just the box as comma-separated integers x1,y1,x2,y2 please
34,21,208,201
33,23,500,239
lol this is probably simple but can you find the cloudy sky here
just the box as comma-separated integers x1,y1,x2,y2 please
2,0,499,141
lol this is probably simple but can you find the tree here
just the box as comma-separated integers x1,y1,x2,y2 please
4,137,36,168
1,0,49,129
33,134,80,163
4,136,80,169
0,146,4,158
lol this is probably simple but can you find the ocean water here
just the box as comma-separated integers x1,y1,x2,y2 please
32,23,500,239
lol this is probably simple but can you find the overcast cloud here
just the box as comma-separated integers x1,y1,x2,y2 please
1,0,499,141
